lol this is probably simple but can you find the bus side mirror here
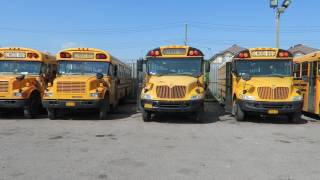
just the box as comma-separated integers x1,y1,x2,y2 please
96,73,104,79
231,69,237,75
231,63,237,75
16,74,25,81
241,73,251,81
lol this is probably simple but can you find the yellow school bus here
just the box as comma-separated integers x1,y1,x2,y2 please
139,45,210,122
293,51,320,117
218,48,303,123
42,48,132,120
0,47,56,118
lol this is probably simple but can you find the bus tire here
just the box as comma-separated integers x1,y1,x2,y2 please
99,95,110,120
233,102,245,121
24,92,41,119
48,108,57,120
288,112,302,124
142,110,152,122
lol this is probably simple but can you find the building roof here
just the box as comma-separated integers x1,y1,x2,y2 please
209,44,246,62
288,44,319,55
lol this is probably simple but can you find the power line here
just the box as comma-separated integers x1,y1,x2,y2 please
0,23,184,35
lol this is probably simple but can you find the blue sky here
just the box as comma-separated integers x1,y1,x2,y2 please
0,0,319,61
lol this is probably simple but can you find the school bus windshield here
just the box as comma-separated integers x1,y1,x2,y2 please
147,58,202,76
58,61,109,75
0,61,42,75
235,60,292,77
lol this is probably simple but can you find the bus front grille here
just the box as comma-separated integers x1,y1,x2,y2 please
0,81,9,93
156,85,186,99
257,87,289,100
57,81,86,94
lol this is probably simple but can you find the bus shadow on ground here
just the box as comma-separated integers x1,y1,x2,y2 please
151,102,227,124
56,103,137,121
237,115,308,125
207,102,309,125
0,109,48,120
0,103,138,121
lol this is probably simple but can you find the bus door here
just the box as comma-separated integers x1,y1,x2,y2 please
308,61,317,113
225,62,233,113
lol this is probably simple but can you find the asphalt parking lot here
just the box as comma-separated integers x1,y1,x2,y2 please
0,102,320,180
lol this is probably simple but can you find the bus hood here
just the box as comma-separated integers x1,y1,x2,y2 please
54,75,98,82
148,75,200,87
0,75,17,82
244,77,293,88
240,77,296,101
0,74,38,84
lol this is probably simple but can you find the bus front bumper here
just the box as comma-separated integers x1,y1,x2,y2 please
42,100,103,109
141,99,204,113
238,100,303,115
0,99,27,109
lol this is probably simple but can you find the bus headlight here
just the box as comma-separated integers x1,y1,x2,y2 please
13,92,23,97
90,93,99,98
292,95,303,101
44,92,53,97
141,94,152,100
242,94,255,101
190,95,203,100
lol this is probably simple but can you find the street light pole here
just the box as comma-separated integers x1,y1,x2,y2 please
270,0,292,48
184,23,188,46
275,10,280,48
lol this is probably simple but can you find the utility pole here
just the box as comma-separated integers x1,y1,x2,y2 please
270,0,292,48
184,23,188,46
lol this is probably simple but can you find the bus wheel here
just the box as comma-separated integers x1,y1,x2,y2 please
142,110,152,122
24,92,41,119
48,108,57,120
99,96,110,120
288,112,302,124
233,102,245,121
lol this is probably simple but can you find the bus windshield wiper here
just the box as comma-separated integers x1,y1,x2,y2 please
154,73,175,76
177,73,198,77
270,74,286,78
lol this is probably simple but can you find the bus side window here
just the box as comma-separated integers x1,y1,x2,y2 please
109,65,114,77
312,61,317,77
302,62,308,77
294,63,301,78
318,61,320,75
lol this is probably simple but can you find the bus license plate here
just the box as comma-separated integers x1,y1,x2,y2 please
66,101,76,107
144,103,153,109
268,109,279,114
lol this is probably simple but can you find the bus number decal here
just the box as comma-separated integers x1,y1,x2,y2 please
73,53,94,59
251,50,276,58
4,52,26,58
162,48,186,55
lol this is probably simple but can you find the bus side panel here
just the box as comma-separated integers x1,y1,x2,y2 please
225,62,233,113
316,77,320,115
306,62,316,113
